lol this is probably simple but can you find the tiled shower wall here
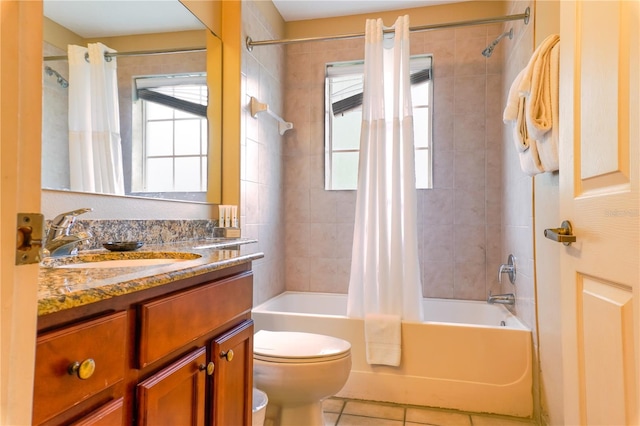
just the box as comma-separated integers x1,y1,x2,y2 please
500,0,538,418
241,1,286,305
283,22,506,301
500,0,535,331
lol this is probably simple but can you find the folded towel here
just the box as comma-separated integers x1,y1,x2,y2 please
365,313,401,366
536,42,560,172
514,98,545,175
519,34,559,140
503,67,527,123
503,34,560,176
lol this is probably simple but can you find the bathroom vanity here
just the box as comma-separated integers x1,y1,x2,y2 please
33,240,262,426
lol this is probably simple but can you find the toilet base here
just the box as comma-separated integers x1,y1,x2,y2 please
265,401,324,426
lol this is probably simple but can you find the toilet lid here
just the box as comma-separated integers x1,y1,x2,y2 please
254,330,351,363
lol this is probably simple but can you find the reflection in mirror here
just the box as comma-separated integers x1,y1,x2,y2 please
42,0,220,203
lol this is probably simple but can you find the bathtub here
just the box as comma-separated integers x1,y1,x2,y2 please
252,291,533,418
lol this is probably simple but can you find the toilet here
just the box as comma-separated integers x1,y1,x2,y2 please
253,330,352,426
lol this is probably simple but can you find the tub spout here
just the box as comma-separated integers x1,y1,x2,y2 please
487,291,515,305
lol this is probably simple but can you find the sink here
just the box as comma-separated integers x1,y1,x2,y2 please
42,252,202,269
57,258,192,269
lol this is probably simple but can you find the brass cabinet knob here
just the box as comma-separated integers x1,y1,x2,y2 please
199,362,215,376
67,358,96,380
221,349,234,362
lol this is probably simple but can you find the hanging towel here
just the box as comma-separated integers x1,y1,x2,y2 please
503,34,560,176
518,34,559,140
535,42,560,172
513,98,545,174
364,314,401,366
505,72,544,175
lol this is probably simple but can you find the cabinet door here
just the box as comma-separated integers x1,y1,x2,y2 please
137,347,207,426
210,320,254,426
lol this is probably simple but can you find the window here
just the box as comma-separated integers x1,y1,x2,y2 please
324,55,433,190
131,74,208,195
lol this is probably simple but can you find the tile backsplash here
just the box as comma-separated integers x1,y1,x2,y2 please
66,219,218,251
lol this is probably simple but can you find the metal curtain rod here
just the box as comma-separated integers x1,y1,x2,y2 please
43,47,206,62
246,7,529,51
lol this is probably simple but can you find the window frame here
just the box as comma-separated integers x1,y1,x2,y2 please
131,73,208,196
324,54,434,191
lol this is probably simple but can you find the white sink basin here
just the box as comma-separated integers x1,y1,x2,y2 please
43,252,202,269
57,257,193,269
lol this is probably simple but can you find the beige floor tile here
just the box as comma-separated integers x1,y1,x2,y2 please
471,415,537,425
343,401,405,421
337,414,404,426
406,407,472,425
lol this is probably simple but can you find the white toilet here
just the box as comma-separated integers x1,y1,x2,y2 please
253,330,352,426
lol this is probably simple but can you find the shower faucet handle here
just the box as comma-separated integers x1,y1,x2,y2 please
498,254,517,285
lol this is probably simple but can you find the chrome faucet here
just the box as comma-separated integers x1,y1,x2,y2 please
44,208,93,257
487,291,515,306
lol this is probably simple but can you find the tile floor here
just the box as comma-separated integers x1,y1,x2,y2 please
322,398,539,426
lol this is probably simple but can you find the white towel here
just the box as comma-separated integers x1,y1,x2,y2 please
503,34,560,176
513,99,545,175
503,67,526,123
536,42,560,172
519,34,560,140
364,314,401,366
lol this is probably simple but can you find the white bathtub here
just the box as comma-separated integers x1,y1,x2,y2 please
252,291,533,418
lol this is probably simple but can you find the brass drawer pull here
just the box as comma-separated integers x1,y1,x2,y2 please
67,358,96,380
199,362,215,376
221,349,234,362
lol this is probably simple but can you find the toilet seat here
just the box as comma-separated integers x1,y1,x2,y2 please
254,330,351,363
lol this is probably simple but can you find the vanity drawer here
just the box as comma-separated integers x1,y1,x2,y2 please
33,311,127,425
138,272,252,367
70,397,124,426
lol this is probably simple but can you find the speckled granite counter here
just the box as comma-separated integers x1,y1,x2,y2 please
38,238,263,316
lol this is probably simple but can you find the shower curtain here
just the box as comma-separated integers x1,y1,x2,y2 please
347,16,423,322
68,42,124,194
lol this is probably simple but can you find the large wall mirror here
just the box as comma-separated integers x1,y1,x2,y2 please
42,0,222,204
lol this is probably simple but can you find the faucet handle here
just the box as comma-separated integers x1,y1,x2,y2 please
498,254,517,284
50,208,93,230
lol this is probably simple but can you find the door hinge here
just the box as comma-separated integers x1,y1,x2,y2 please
16,213,44,265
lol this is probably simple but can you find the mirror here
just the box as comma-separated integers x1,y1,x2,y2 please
42,0,222,204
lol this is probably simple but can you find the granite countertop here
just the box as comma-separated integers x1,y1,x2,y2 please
38,238,264,316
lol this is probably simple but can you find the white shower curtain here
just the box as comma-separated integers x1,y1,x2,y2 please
68,42,124,194
347,16,423,322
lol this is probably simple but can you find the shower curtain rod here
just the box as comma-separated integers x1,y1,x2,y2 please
43,46,205,62
246,7,529,51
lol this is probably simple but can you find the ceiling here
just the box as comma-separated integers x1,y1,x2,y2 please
272,0,463,22
43,1,465,39
43,1,204,38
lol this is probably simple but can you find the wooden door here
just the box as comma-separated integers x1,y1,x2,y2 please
137,347,207,426
559,1,639,424
210,320,253,426
0,1,42,423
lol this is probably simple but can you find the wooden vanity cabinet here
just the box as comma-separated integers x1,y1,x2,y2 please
34,265,255,426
